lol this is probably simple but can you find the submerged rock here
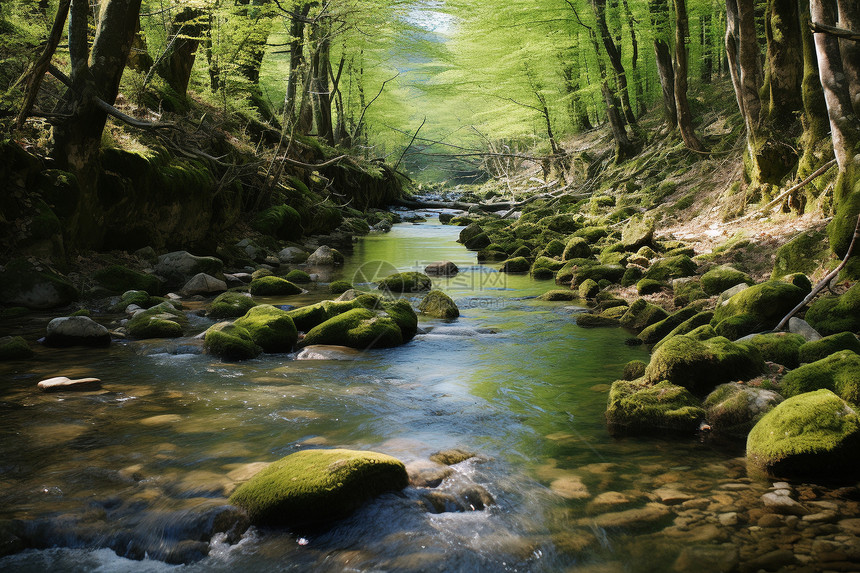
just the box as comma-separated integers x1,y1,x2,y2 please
429,448,476,465
377,272,432,293
576,313,621,328
228,449,408,526
424,261,459,277
418,290,459,319
45,316,111,348
295,345,363,360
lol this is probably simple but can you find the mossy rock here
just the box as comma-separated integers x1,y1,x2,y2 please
598,250,628,267
578,279,599,299
781,350,860,403
110,290,161,312
500,257,531,273
94,265,162,295
781,272,812,294
285,270,312,284
747,332,806,368
636,279,664,295
712,281,806,330
701,265,754,296
621,214,655,250
209,292,259,319
0,336,33,361
228,449,408,526
204,322,261,361
330,281,353,294
746,389,860,477
686,324,718,342
652,311,715,350
538,214,580,234
622,360,647,380
459,224,491,250
253,205,303,241
477,249,509,262
573,226,609,242
645,335,765,395
576,313,621,328
642,255,697,282
798,332,860,364
541,239,566,258
704,383,784,438
286,299,364,332
250,277,303,297
377,272,432,293
664,246,696,258
531,257,565,280
127,302,188,339
298,308,403,349
573,264,625,286
234,305,298,353
377,299,418,341
418,290,460,319
619,299,669,332
555,258,598,284
772,230,829,279
672,278,708,307
620,265,645,288
638,307,699,344
804,283,860,336
562,237,592,261
713,313,761,341
0,258,79,310
252,269,273,280
605,380,705,435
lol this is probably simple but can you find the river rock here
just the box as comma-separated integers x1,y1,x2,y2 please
295,345,362,360
551,475,591,500
45,316,111,348
584,503,672,530
761,490,809,515
204,322,261,361
127,301,188,339
297,308,403,349
418,290,459,319
306,245,344,266
38,376,102,392
703,383,783,438
180,273,227,296
378,272,432,293
0,336,33,360
406,460,453,488
0,259,79,309
233,304,297,353
208,292,258,319
605,380,705,435
429,448,476,465
672,544,739,573
155,251,224,288
424,261,459,277
228,449,408,526
652,488,693,505
789,317,822,342
621,214,655,250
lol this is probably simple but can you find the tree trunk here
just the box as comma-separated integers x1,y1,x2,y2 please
591,0,636,124
621,0,644,115
310,22,334,145
158,7,205,99
764,0,803,129
700,12,713,83
797,0,832,180
649,0,677,127
838,0,860,116
285,3,310,125
127,16,153,72
674,0,706,151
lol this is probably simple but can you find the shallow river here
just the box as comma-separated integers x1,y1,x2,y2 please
1,218,858,572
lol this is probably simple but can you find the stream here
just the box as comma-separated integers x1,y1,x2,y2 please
1,216,858,572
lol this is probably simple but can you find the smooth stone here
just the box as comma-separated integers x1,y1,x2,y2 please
45,316,110,348
672,544,739,573
37,376,102,392
278,247,307,264
838,518,860,535
306,245,343,266
757,513,784,527
550,475,591,500
584,503,672,530
788,317,822,342
718,512,739,526
740,549,795,572
429,448,476,465
802,510,838,523
587,491,632,513
761,492,809,516
424,261,459,277
406,460,453,488
180,273,227,296
295,345,362,361
653,488,693,505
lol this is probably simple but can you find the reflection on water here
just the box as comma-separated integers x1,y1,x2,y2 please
1,219,858,572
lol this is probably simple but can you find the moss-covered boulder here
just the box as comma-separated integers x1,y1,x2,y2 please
713,313,760,340
234,305,298,353
477,249,509,262
329,280,353,294
458,223,485,245
747,332,806,368
209,292,258,319
578,279,599,299
377,272,432,293
620,215,655,251
285,270,312,284
306,246,345,266
110,289,161,312
298,308,403,349
555,258,598,284
573,264,625,286
576,313,621,328
804,283,860,336
0,259,79,310
645,335,765,394
781,350,860,403
782,272,812,294
228,449,408,526
573,226,609,242
531,257,565,279
686,324,718,342
798,332,860,364
538,289,577,301
204,322,261,361
712,281,806,331
254,205,303,241
704,383,784,438
541,239,566,258
638,307,699,344
127,301,188,339
499,257,530,273
772,230,829,279
652,311,715,350
636,279,664,295
562,237,592,261
619,299,669,332
154,251,224,289
672,278,708,307
620,265,645,288
623,360,646,381
419,290,459,319
377,299,418,341
746,389,860,477
0,336,33,361
642,255,697,282
94,265,162,295
605,380,705,435
701,265,753,296
250,276,303,297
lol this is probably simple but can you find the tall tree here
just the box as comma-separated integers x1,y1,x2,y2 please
673,0,705,151
590,0,637,124
649,0,677,128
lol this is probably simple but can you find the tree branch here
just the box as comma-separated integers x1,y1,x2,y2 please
394,116,425,172
810,21,860,41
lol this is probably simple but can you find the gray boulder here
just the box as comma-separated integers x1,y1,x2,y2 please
45,316,110,348
180,273,227,296
306,246,344,266
155,251,224,288
278,247,308,264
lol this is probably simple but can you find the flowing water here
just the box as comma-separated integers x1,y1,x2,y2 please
1,217,858,572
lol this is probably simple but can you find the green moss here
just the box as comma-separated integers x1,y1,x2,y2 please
652,311,715,350
228,448,408,526
0,336,33,361
251,269,273,280
746,332,806,368
537,214,581,234
799,332,860,364
686,324,717,342
555,258,598,284
711,281,805,330
29,199,61,241
772,230,829,279
330,281,353,294
477,249,509,262
380,299,419,340
127,302,187,339
209,292,259,319
620,265,645,287
541,239,566,258
576,313,621,328
642,255,698,282
459,223,489,250
531,256,565,279
377,272,432,293
645,335,764,394
574,264,625,286
418,290,459,319
254,205,303,241
622,360,647,380
713,314,759,340
672,279,708,307
781,350,860,403
605,380,705,435
573,226,609,242
746,389,860,477
562,237,592,260
250,277,303,297
298,308,403,349
578,279,599,299
804,283,860,336
234,305,298,353
285,270,312,284
598,250,628,266
701,265,754,295
638,307,699,344
619,299,669,332
781,273,812,294
204,322,261,361
636,279,664,295
500,257,531,273
94,265,162,295
621,214,655,250
704,383,783,438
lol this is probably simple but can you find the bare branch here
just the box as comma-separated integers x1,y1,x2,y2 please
810,21,860,41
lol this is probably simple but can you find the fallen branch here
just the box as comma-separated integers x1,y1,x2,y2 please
279,154,348,170
775,212,860,332
810,21,860,41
